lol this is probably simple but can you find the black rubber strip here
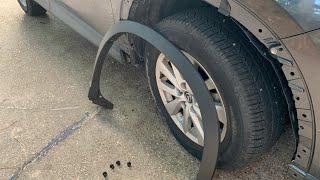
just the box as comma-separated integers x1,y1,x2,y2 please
88,20,220,180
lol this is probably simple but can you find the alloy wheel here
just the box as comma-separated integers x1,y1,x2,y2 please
155,52,227,146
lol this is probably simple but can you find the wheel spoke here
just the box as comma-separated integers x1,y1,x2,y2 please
184,52,199,70
216,102,227,125
182,103,192,133
165,99,183,116
158,80,180,97
186,83,193,95
205,78,216,91
190,109,204,145
159,60,179,88
171,64,185,87
193,102,226,125
192,103,202,119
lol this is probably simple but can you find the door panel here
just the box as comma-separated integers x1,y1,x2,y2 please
58,0,114,35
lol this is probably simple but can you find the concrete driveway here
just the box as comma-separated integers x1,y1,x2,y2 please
0,1,295,179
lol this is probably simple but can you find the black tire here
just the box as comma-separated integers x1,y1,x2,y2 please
17,0,46,16
145,8,287,169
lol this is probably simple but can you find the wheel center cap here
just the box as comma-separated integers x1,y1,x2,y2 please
185,93,192,103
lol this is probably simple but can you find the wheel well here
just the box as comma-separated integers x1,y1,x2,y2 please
127,0,295,126
126,0,208,64
128,0,207,27
124,0,303,173
126,0,280,74
126,0,289,80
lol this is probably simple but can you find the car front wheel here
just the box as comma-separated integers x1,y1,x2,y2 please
145,8,287,169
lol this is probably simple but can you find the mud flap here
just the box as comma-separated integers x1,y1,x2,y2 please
88,21,220,180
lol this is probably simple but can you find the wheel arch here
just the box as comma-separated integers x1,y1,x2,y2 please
118,0,316,177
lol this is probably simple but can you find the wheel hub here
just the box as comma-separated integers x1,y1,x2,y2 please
184,92,193,103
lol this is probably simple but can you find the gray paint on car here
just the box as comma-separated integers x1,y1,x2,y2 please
58,0,114,35
275,0,320,32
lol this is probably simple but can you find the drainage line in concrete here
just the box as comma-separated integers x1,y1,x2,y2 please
9,107,102,180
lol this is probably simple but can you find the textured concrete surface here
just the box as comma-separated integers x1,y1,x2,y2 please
0,1,295,179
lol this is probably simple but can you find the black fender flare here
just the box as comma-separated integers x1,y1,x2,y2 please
88,20,220,180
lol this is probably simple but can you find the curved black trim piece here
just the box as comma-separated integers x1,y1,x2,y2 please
88,20,220,180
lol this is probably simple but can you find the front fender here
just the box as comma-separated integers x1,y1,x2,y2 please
204,0,305,38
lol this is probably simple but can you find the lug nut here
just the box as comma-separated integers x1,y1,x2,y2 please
102,171,108,177
127,161,132,167
116,161,121,166
270,48,278,55
110,164,115,169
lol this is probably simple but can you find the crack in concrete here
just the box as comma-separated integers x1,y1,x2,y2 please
0,166,18,170
0,121,17,132
13,137,24,175
9,107,102,180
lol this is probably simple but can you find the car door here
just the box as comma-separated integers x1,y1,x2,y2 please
57,0,114,35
